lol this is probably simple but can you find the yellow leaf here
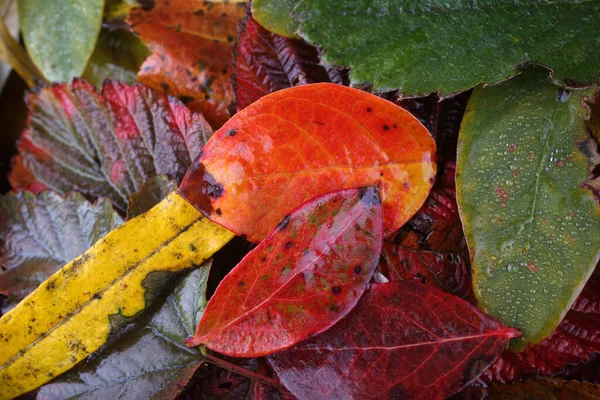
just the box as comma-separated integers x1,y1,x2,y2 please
0,192,234,399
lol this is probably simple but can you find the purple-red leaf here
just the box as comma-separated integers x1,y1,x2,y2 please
269,281,520,400
186,186,383,357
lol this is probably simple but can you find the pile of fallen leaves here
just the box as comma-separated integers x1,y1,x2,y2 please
0,1,599,399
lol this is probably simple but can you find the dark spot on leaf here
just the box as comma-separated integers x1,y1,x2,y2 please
238,281,244,287
285,241,292,249
216,208,222,216
354,266,362,274
93,293,102,300
383,125,390,131
189,244,197,252
366,107,372,112
160,82,170,92
261,257,267,262
227,129,237,137
179,95,194,103
277,215,291,230
192,9,205,16
139,0,155,11
332,286,341,295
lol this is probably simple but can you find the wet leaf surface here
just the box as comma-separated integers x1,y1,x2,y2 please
187,187,383,357
260,0,600,95
457,68,600,349
479,265,600,383
180,83,436,243
10,80,212,212
127,0,247,128
127,175,178,219
0,191,123,314
38,263,212,400
18,0,104,82
269,281,520,400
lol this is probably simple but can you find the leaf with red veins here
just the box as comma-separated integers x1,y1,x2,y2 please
127,0,247,127
379,243,474,302
10,79,212,212
268,281,520,400
479,267,600,383
186,186,383,357
233,15,332,111
179,83,436,243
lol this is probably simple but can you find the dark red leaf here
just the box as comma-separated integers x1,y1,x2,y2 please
179,83,436,243
186,186,383,357
269,281,520,400
479,266,600,383
233,15,334,111
9,79,212,212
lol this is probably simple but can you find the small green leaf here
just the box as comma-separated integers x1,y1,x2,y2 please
252,0,300,39
83,28,151,88
38,263,212,399
457,68,600,350
0,191,123,313
265,0,600,95
19,0,105,82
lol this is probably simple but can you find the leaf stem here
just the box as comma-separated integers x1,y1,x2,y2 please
0,14,46,87
202,352,286,391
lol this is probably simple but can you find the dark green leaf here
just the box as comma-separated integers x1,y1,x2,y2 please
38,263,212,400
19,0,104,82
263,0,600,95
457,68,600,349
0,191,123,313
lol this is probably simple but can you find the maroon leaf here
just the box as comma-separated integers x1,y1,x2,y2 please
186,186,383,357
9,79,212,212
233,14,345,111
269,281,520,400
479,266,600,383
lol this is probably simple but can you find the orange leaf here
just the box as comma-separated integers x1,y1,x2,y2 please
127,1,247,127
179,83,436,243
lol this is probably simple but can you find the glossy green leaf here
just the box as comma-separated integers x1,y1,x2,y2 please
38,262,211,399
19,0,105,82
252,0,299,39
83,29,151,88
0,191,123,314
265,0,600,95
457,68,600,350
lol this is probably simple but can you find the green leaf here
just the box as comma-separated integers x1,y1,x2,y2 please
18,0,105,82
127,175,179,219
38,262,211,399
267,0,600,95
457,68,600,350
0,0,19,92
82,29,151,88
0,191,123,313
252,0,300,39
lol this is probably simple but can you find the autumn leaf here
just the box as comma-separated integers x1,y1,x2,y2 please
0,193,233,398
38,263,212,400
457,68,600,349
9,79,212,212
254,0,600,96
18,0,104,82
269,281,520,400
187,186,383,357
233,14,342,111
0,191,123,314
458,378,600,400
127,0,247,127
179,83,436,243
127,174,178,219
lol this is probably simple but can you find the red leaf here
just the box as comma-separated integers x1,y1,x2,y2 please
233,15,339,111
127,0,246,127
268,281,520,400
186,186,383,357
479,266,600,383
9,80,212,212
179,83,436,243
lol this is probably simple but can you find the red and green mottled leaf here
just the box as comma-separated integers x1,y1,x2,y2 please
127,0,247,127
480,265,600,383
9,80,212,212
186,186,383,357
179,83,436,243
0,191,123,314
269,281,520,400
233,14,342,111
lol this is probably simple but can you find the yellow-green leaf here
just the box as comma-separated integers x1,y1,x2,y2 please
0,192,234,399
457,68,600,350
